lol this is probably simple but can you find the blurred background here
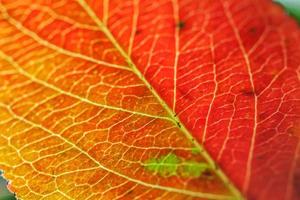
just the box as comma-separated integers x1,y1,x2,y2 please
0,172,15,200
275,0,300,22
0,0,299,199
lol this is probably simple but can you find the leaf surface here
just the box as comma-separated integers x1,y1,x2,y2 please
0,0,299,200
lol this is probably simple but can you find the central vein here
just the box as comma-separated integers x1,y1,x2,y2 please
75,0,244,199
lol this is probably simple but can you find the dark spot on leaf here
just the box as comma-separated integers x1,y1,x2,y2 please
176,21,185,29
202,170,214,178
135,29,141,35
177,122,181,128
241,89,256,97
255,154,265,160
249,27,257,34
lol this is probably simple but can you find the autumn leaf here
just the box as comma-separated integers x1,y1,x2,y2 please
0,0,299,200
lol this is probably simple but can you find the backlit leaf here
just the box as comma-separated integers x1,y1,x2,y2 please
0,0,299,200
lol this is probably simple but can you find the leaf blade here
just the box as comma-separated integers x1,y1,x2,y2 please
0,0,299,200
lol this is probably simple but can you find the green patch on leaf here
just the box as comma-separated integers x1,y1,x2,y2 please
144,153,210,178
144,153,179,177
180,161,210,178
191,147,201,155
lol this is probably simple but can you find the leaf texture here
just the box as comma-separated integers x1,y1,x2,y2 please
0,0,299,200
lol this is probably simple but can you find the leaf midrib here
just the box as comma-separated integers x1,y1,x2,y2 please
76,0,244,199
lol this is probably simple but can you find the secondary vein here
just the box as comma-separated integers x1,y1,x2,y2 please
0,50,172,121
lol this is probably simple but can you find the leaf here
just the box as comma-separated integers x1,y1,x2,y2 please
0,0,299,200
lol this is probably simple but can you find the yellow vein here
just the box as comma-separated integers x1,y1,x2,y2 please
202,36,218,143
128,0,139,56
171,0,180,112
76,0,244,199
1,104,234,200
31,4,99,31
0,4,130,72
103,0,109,25
222,2,257,193
0,50,172,121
